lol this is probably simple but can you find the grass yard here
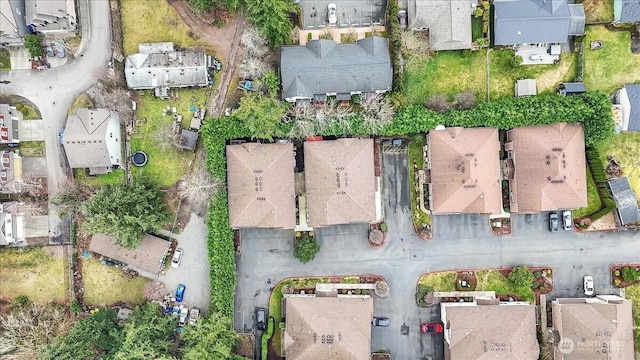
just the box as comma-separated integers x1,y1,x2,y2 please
74,168,126,186
408,134,431,228
583,26,640,95
573,166,603,218
489,49,577,100
120,0,210,55
82,257,148,306
20,104,41,120
475,270,535,303
417,272,457,292
0,50,10,70
0,247,66,302
597,132,640,194
583,0,614,23
624,282,640,350
130,88,208,187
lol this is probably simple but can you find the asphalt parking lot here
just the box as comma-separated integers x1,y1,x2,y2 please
298,0,387,28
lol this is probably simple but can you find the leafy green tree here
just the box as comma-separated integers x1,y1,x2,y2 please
81,179,168,249
39,308,124,360
246,0,296,48
508,266,535,288
24,34,42,57
181,312,239,360
294,233,320,264
261,70,280,98
232,93,288,141
112,303,178,360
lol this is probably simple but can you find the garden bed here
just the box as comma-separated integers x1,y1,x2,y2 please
408,135,431,239
611,264,640,288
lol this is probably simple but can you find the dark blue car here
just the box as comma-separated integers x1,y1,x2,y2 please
176,284,186,302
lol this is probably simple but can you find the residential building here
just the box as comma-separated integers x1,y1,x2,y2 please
304,138,376,227
614,0,640,23
516,79,537,97
62,108,121,175
0,0,29,47
441,301,539,360
124,42,208,98
505,123,587,213
226,143,296,229
612,84,640,132
607,177,640,226
427,127,502,214
25,0,76,35
280,37,392,104
283,296,373,360
407,0,473,50
558,82,586,96
494,0,585,46
0,150,22,194
551,296,635,360
0,202,24,245
89,233,171,274
0,104,21,145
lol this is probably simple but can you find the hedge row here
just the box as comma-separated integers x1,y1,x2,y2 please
261,317,275,360
386,0,403,93
585,147,617,221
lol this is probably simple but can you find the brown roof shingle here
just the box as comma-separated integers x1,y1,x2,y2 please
428,127,502,214
284,296,373,360
304,139,376,227
506,123,587,213
89,234,170,273
552,297,634,360
442,303,539,360
226,143,296,229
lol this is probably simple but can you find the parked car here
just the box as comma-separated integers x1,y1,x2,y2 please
398,10,407,29
178,307,189,327
583,275,594,296
189,307,200,326
328,3,337,25
256,308,267,331
46,47,54,57
562,210,573,230
175,284,186,302
58,128,65,145
101,260,116,266
57,48,65,58
171,248,183,268
549,212,559,232
372,317,390,327
421,323,443,333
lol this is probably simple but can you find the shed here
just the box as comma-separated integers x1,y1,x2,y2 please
559,82,586,96
515,79,537,97
608,177,640,226
179,129,198,151
89,234,171,274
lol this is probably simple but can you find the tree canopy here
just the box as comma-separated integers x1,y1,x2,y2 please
246,0,296,48
232,92,288,141
181,311,239,360
508,266,535,288
81,180,168,249
294,233,320,264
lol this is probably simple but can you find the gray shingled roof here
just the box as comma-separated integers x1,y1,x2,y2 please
407,0,473,51
63,108,122,174
280,37,392,102
25,0,75,33
608,177,640,226
125,43,208,90
624,84,640,132
494,0,585,45
616,0,640,22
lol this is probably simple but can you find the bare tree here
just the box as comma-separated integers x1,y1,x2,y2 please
18,201,47,218
51,180,94,216
239,57,270,80
241,25,269,58
331,102,353,133
152,124,181,152
19,175,45,198
313,103,334,133
178,167,224,216
454,91,477,110
360,94,394,133
401,30,431,59
85,83,134,125
286,104,316,140
424,94,451,113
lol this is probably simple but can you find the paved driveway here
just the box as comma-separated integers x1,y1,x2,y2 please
160,213,211,311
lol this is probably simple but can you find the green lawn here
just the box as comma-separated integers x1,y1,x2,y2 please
417,272,456,292
130,88,208,187
75,168,126,186
573,166,603,218
475,270,535,303
0,247,66,302
583,0,614,23
0,50,10,70
597,132,640,195
408,135,431,228
583,26,640,95
82,257,148,306
121,0,210,55
471,17,483,42
624,282,640,351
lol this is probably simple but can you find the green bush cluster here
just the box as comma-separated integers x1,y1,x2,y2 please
207,190,236,317
508,266,535,288
585,147,617,221
261,317,275,360
294,233,320,264
622,267,639,282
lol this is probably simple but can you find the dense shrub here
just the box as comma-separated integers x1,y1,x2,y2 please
585,147,617,221
387,0,404,92
508,266,535,288
622,267,639,282
261,317,274,360
294,233,320,264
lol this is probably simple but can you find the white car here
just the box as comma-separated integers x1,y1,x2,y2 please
178,307,189,327
328,3,337,25
583,275,594,296
171,248,183,268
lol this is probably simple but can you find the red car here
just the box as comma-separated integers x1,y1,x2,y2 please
421,323,443,333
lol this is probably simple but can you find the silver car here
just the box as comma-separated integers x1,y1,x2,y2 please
583,275,594,296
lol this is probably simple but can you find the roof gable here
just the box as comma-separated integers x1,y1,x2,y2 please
407,0,473,50
304,139,376,227
428,127,502,214
63,108,122,171
226,143,296,229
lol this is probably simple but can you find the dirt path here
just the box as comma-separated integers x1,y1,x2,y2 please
167,0,247,117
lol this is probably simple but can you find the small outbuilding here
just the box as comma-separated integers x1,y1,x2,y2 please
515,79,537,97
558,82,586,96
608,177,640,226
89,233,171,274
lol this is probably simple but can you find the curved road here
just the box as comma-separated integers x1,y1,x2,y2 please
0,0,112,240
